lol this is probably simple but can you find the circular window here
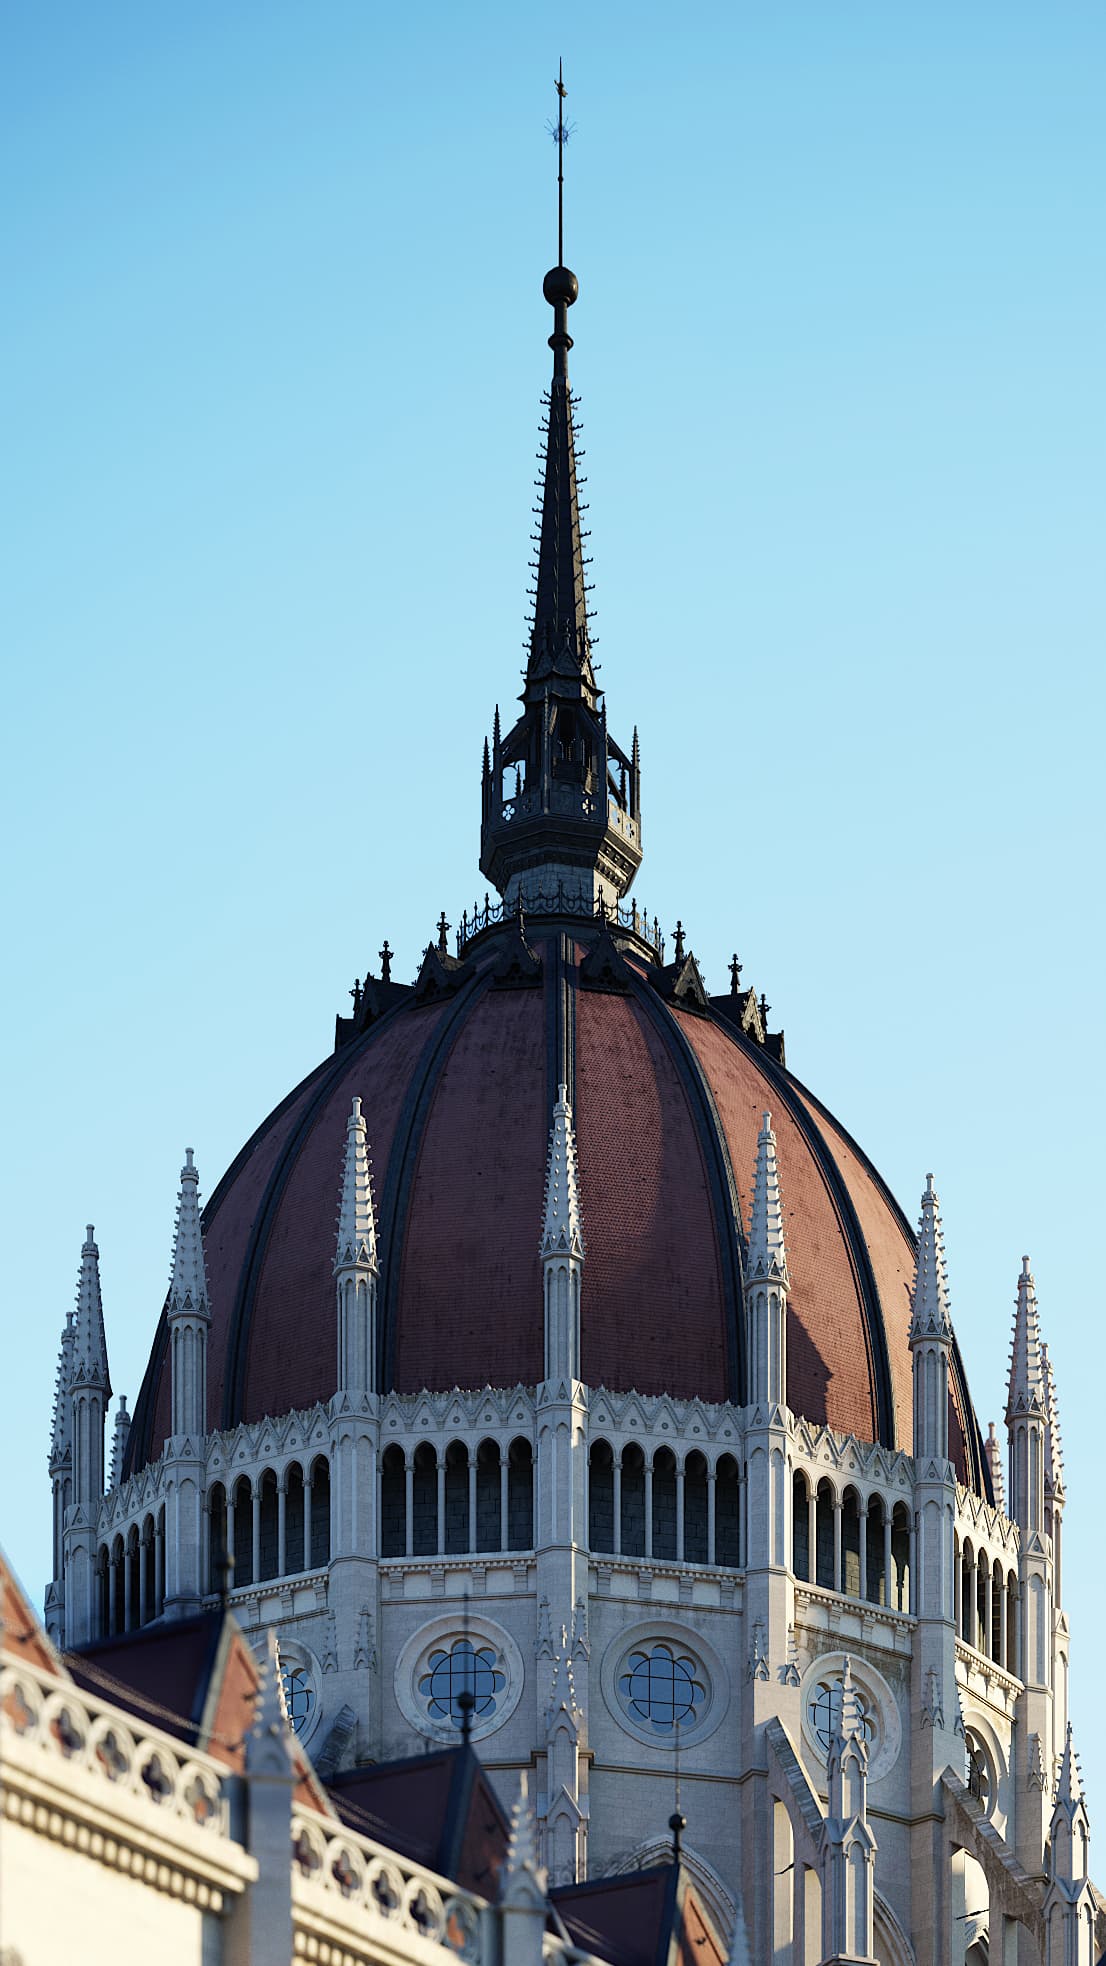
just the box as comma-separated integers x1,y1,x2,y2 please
601,1622,728,1751
965,1729,994,1815
281,1663,316,1736
395,1615,525,1746
807,1676,876,1755
798,1652,901,1784
619,1646,706,1735
419,1639,506,1731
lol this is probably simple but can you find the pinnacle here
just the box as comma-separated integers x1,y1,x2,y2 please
984,1422,1005,1511
504,1768,547,1888
168,1149,210,1322
747,1112,789,1285
1055,1723,1084,1807
1041,1342,1064,1497
1006,1254,1046,1424
909,1174,953,1345
71,1224,111,1397
49,1313,76,1465
110,1395,131,1489
540,1083,585,1261
334,1095,377,1273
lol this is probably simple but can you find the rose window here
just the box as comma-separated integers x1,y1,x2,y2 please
281,1663,316,1735
419,1638,505,1730
807,1676,876,1754
618,1645,706,1734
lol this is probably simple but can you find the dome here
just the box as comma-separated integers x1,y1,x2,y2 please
126,919,986,1491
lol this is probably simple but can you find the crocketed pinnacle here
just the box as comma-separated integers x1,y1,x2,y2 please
835,1655,865,1747
528,267,596,699
503,1768,548,1896
168,1149,210,1321
71,1225,111,1396
540,1083,585,1260
985,1422,1005,1512
1041,1341,1064,1500
747,1111,789,1285
1054,1723,1084,1808
909,1174,953,1344
1006,1255,1046,1424
334,1096,377,1273
110,1396,131,1489
49,1313,75,1466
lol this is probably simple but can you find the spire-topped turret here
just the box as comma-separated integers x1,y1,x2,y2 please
1006,1256,1046,1423
71,1224,111,1397
49,1313,75,1471
169,1148,210,1322
909,1175,953,1344
747,1111,789,1285
480,73,642,918
334,1095,379,1395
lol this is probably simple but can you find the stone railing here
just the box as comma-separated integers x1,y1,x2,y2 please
0,1652,249,1916
291,1808,483,1961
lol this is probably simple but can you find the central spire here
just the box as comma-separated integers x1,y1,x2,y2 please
480,68,643,918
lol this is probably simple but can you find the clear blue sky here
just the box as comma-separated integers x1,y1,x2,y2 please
2,2,1103,1808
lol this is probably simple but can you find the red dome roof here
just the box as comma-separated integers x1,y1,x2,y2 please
127,924,985,1491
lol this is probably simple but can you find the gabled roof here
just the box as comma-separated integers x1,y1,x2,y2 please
552,1862,726,1966
0,1547,67,1679
327,1743,509,1897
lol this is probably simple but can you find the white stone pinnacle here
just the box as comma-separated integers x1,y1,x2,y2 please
1006,1255,1046,1423
1041,1341,1064,1499
984,1422,1005,1511
1055,1723,1084,1808
504,1768,547,1890
71,1224,111,1395
49,1313,75,1464
540,1083,585,1261
334,1096,377,1273
909,1174,953,1344
746,1111,789,1285
110,1395,131,1489
169,1148,210,1320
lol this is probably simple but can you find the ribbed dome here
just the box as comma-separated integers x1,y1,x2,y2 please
126,922,987,1492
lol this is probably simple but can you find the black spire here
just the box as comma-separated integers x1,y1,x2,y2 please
480,69,642,917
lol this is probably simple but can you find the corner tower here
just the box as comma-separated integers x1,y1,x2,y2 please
480,81,641,915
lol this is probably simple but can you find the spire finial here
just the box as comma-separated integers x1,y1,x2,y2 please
909,1172,953,1344
554,59,567,266
543,63,578,375
747,1110,789,1286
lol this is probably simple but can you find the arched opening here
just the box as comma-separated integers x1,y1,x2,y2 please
652,1448,677,1561
380,1446,405,1558
716,1454,740,1568
961,1540,976,1646
620,1444,646,1559
110,1534,124,1635
792,1471,812,1583
285,1464,305,1573
156,1505,166,1613
842,1487,862,1598
309,1455,331,1567
588,1440,614,1553
96,1545,109,1638
991,1559,1004,1666
891,1503,911,1612
684,1452,709,1564
507,1437,533,1550
772,1800,793,1964
141,1514,156,1623
865,1498,885,1605
412,1444,438,1556
976,1553,989,1651
258,1469,279,1582
444,1440,469,1555
1006,1573,1019,1676
207,1482,227,1593
232,1475,253,1586
125,1526,140,1630
815,1480,835,1590
475,1439,502,1552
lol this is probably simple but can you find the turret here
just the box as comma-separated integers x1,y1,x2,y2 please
819,1659,877,1965
69,1225,111,1506
334,1096,378,1395
1042,1725,1095,1966
746,1110,789,1411
1042,1341,1065,1601
909,1174,953,1466
1006,1256,1047,1539
45,1311,75,1640
164,1152,210,1616
167,1149,210,1442
540,1083,585,1385
62,1225,111,1644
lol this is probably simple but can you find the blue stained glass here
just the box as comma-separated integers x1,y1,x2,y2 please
418,1638,505,1728
618,1645,705,1733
